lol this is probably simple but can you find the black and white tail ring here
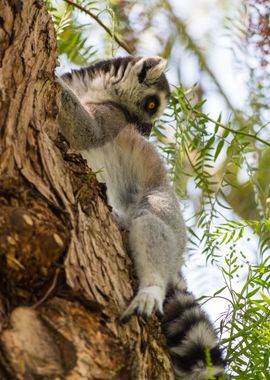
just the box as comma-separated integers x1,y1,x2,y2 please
162,289,226,379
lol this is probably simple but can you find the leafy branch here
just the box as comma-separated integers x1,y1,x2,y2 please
175,86,270,148
208,219,270,245
63,0,133,54
191,108,270,148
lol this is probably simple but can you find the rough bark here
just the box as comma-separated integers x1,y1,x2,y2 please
0,1,173,379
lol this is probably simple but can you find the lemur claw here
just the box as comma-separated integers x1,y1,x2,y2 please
121,286,164,323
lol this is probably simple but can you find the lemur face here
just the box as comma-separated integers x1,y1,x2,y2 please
105,56,171,135
109,56,170,113
61,56,170,136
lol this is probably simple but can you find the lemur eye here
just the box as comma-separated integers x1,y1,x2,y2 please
147,101,156,110
144,96,160,114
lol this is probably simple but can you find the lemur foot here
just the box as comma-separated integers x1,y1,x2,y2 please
121,286,164,323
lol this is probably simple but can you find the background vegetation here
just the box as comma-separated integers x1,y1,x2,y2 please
47,1,270,378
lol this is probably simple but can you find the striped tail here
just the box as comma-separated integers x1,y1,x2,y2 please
162,287,226,380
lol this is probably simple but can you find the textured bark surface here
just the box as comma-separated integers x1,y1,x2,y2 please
0,1,173,379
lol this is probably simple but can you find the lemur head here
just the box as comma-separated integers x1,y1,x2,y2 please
62,56,170,136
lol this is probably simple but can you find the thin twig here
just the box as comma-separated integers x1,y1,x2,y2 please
32,269,60,308
63,0,132,54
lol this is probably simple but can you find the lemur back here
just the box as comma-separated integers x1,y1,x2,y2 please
59,56,225,379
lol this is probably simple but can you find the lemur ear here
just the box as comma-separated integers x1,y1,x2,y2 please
135,56,167,83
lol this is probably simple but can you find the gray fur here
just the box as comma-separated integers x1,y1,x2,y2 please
58,56,225,379
58,78,130,149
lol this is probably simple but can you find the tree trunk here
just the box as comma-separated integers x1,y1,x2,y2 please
0,1,173,379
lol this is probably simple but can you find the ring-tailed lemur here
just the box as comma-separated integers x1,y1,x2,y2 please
58,56,225,379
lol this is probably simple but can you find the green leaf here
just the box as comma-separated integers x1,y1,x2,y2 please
214,140,225,161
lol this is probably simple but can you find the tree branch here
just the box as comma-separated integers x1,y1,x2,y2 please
63,0,133,54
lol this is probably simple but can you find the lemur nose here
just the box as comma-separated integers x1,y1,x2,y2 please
140,122,152,136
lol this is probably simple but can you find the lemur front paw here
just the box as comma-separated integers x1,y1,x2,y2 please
121,286,164,322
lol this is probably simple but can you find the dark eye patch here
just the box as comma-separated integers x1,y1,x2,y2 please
143,95,160,115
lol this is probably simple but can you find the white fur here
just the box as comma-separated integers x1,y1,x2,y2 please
122,286,165,318
171,320,218,357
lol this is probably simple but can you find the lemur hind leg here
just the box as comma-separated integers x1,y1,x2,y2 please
121,207,179,321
